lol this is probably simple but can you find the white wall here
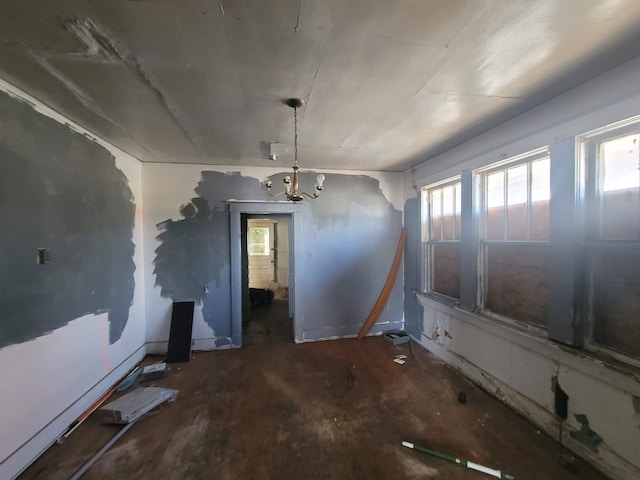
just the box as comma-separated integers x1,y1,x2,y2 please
405,56,640,480
0,80,146,480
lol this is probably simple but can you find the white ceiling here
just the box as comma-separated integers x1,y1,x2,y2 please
2,0,640,172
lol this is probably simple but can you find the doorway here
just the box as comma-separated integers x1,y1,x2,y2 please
244,215,292,345
228,201,304,347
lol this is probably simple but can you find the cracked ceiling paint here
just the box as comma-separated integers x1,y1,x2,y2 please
2,0,640,172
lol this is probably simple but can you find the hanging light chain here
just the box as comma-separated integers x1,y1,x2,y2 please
293,106,298,167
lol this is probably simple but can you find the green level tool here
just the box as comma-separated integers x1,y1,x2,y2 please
402,441,515,479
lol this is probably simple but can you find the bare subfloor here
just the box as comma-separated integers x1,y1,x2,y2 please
20,337,610,480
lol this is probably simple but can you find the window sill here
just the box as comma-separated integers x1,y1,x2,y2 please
414,292,640,394
413,290,459,309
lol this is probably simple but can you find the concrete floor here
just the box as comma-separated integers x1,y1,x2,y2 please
19,329,610,479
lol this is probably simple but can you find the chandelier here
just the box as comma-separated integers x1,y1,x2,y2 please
265,98,325,202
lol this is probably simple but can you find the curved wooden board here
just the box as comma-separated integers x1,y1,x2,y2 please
357,227,407,340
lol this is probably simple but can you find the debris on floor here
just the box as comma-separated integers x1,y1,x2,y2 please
393,353,407,365
140,362,167,382
402,441,515,479
69,387,179,479
384,330,411,345
99,386,178,424
116,367,141,391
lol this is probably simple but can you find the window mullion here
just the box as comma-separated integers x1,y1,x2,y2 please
527,161,533,241
503,170,508,241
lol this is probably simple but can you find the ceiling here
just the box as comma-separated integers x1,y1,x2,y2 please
2,0,640,172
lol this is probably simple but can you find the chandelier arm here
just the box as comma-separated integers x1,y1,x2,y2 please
266,190,288,198
301,192,318,203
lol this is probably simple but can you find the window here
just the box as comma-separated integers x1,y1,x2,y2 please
248,227,270,256
582,126,640,357
423,179,461,299
479,149,550,326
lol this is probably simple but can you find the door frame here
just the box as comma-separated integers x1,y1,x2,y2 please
229,201,304,346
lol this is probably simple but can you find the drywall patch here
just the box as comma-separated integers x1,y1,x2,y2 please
0,90,136,348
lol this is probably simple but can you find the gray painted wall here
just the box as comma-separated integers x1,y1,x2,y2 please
403,195,422,338
0,90,136,348
151,170,404,345
0,84,145,480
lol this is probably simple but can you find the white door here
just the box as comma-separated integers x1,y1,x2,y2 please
247,219,276,289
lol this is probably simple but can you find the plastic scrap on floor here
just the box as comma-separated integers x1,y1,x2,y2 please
116,367,141,391
402,441,515,479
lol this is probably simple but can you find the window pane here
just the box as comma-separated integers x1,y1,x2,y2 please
487,171,505,207
455,184,462,241
431,243,460,299
487,171,505,240
531,159,550,241
442,186,455,240
431,190,442,241
506,165,528,240
507,165,527,205
531,158,550,202
592,249,640,357
485,244,549,326
600,134,640,241
248,227,270,256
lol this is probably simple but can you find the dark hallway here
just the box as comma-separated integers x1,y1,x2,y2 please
243,289,293,346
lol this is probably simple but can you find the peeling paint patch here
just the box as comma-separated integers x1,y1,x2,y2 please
570,414,603,451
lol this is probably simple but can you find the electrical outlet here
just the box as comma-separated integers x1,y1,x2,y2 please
36,248,50,264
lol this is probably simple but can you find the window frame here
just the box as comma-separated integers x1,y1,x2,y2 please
421,177,462,301
578,119,640,364
476,147,551,327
